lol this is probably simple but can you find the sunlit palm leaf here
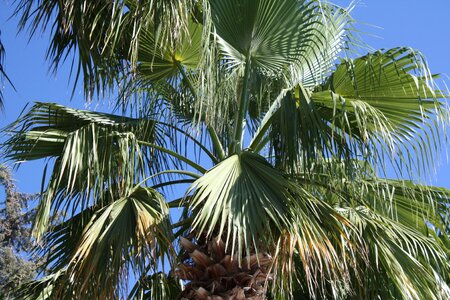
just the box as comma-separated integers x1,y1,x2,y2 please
268,87,351,172
12,270,69,300
5,1,450,299
64,186,171,299
312,47,447,175
272,187,360,299
14,0,201,97
137,21,203,83
296,159,450,231
13,186,172,299
2,102,168,239
187,151,292,260
210,0,349,79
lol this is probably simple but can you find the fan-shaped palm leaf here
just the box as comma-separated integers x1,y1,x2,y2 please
312,47,447,175
14,186,171,299
187,151,292,260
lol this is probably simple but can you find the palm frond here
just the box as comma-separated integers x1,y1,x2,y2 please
186,151,292,260
63,186,170,299
128,272,182,300
312,47,448,176
0,31,15,109
137,21,203,83
295,159,450,231
341,207,450,300
14,0,201,98
272,186,360,299
11,269,68,300
13,186,172,300
211,0,350,79
2,102,170,239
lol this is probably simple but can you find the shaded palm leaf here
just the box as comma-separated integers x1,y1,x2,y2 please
128,272,182,300
341,206,450,300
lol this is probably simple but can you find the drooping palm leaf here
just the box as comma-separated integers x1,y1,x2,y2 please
12,269,69,300
272,186,360,299
128,272,182,300
14,0,202,98
66,186,171,299
341,206,450,300
18,186,171,299
295,159,450,231
2,102,170,239
0,31,15,108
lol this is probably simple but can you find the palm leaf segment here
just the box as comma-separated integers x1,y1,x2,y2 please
311,47,445,175
3,0,450,299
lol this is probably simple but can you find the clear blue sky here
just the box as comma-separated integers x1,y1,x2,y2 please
0,0,449,195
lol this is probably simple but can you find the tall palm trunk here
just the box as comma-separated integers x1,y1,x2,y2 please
176,235,272,299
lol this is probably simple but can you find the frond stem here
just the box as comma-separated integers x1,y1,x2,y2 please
137,140,207,173
152,179,195,190
207,125,226,160
158,120,219,163
248,88,290,151
232,57,252,154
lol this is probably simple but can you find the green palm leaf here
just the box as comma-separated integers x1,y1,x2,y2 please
18,186,171,299
342,207,450,300
137,21,203,83
128,272,182,300
210,0,349,79
187,151,292,260
312,47,447,175
2,103,168,239
14,0,201,97
66,186,170,298
4,1,450,299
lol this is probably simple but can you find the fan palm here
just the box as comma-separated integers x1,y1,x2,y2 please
2,0,450,299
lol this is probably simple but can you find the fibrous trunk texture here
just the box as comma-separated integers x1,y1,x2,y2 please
176,235,272,300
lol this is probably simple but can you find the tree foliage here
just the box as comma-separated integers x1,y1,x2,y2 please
1,0,450,299
0,165,37,299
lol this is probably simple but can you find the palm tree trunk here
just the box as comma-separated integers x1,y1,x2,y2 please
176,235,272,299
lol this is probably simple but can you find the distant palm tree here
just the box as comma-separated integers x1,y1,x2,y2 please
3,0,450,299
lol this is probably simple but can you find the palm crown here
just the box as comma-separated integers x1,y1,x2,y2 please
2,0,450,299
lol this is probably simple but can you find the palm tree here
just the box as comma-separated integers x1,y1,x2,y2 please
2,0,450,299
